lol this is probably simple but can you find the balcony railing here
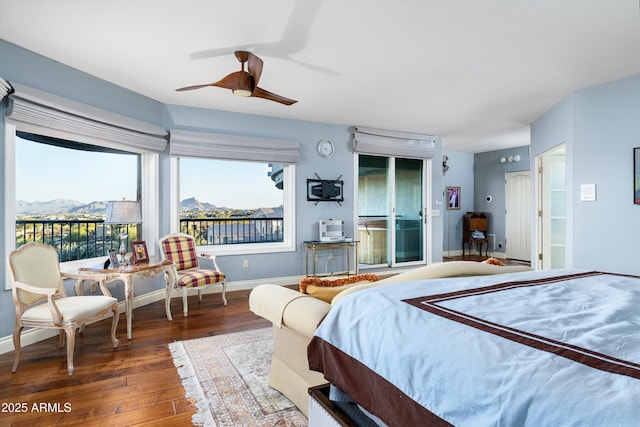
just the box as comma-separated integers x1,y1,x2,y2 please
180,217,284,246
15,217,284,262
15,219,136,262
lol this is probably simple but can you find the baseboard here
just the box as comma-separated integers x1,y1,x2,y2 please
444,249,463,257
0,275,304,355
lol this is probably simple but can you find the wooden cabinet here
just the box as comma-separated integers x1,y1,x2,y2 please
462,212,489,256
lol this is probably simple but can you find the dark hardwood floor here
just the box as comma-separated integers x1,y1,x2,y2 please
0,289,270,426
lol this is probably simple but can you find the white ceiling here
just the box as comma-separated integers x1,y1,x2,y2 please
1,0,640,152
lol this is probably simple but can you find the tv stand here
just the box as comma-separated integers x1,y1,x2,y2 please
304,240,359,277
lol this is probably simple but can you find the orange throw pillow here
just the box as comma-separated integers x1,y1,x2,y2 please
300,274,380,303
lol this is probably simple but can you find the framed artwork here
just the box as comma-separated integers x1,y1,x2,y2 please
108,249,119,267
130,241,149,264
446,186,460,210
635,147,640,205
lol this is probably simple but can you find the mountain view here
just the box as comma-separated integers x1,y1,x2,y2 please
15,198,284,263
17,197,231,217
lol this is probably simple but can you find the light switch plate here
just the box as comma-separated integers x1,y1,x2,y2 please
580,184,596,201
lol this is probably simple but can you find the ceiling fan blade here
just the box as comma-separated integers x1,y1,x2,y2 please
211,71,254,92
175,83,215,91
234,50,263,85
252,86,297,105
247,52,263,85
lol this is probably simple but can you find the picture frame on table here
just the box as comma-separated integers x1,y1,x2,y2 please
446,186,460,210
130,241,149,264
107,249,120,268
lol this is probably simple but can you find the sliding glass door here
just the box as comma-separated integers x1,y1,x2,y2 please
358,156,389,265
394,158,424,263
358,155,427,267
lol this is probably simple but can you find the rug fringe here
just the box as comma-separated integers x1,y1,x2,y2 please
168,341,214,426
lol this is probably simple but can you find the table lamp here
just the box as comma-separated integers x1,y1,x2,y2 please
104,200,142,264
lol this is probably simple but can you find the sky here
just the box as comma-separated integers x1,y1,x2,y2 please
16,137,138,203
179,158,282,209
16,137,282,209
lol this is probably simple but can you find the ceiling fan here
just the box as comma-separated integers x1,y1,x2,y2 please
175,51,297,105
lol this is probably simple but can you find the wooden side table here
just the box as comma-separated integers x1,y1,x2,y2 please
64,259,176,339
462,212,489,257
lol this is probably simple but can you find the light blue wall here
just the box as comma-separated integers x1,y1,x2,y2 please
474,146,531,256
0,40,444,339
529,94,576,267
442,150,474,254
443,147,532,258
531,74,640,274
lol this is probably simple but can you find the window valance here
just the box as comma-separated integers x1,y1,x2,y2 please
5,82,168,153
0,76,12,102
170,128,300,163
353,126,438,159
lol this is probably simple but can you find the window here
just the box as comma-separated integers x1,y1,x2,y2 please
4,83,166,287
4,124,160,281
14,132,140,262
171,157,296,255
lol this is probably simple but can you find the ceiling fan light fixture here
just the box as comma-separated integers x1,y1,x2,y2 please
232,88,252,97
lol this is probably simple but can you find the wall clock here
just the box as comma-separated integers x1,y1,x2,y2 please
316,139,335,158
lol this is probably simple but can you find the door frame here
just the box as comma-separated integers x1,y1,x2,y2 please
535,144,567,270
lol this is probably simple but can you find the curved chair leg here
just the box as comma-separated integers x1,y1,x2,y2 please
64,324,76,376
165,281,174,321
221,281,228,306
182,287,189,317
110,306,120,349
58,330,65,348
12,326,23,373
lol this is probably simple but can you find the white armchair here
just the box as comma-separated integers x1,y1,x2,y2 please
9,242,120,376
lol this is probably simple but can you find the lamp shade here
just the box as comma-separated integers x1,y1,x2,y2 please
104,200,142,224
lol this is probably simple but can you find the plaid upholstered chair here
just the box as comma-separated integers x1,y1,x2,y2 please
159,233,227,320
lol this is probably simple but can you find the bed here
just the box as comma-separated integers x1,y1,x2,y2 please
308,268,640,426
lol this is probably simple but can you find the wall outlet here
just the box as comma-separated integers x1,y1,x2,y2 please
243,259,249,268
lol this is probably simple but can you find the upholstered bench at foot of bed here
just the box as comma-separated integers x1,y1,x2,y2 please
249,284,330,416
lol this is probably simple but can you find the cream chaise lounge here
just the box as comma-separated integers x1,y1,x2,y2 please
249,261,531,416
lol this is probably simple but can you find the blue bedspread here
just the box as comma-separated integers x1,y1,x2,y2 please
309,269,640,426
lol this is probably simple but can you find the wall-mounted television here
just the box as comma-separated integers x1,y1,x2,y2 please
307,178,344,203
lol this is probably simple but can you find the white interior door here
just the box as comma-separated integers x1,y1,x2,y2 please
535,145,566,269
505,171,531,261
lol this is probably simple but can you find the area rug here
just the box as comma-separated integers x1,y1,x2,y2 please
169,328,307,427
